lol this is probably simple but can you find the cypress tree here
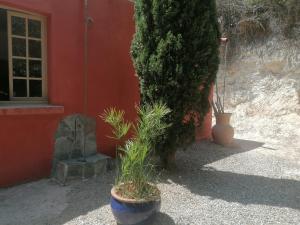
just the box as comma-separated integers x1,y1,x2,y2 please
131,0,220,165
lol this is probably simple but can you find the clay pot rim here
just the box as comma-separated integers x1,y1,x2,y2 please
111,183,161,204
215,112,232,116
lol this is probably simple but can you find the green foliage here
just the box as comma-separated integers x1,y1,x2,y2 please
131,0,220,163
101,103,170,200
102,108,131,140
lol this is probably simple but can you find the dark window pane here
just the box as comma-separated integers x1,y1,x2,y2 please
29,60,42,78
13,58,27,77
12,37,26,57
29,40,41,58
12,16,25,36
29,80,42,97
0,9,9,101
13,79,27,97
28,19,41,38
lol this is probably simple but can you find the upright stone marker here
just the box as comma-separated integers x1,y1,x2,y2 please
52,114,111,184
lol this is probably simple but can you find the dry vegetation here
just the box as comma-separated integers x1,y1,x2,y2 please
216,0,299,60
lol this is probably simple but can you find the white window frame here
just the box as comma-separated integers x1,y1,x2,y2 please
2,7,47,103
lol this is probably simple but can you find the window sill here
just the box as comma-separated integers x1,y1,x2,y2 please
0,104,64,116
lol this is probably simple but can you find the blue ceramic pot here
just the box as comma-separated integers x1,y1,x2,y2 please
110,186,161,225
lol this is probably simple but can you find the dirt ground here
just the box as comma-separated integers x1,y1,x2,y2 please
0,135,299,225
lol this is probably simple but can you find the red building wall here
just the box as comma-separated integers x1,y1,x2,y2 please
0,0,211,187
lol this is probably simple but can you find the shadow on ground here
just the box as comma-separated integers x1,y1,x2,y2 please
186,138,264,166
0,171,115,225
1,138,299,225
153,212,175,225
127,212,175,225
51,173,115,225
162,139,300,210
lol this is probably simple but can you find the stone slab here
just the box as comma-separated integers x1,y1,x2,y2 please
53,153,113,185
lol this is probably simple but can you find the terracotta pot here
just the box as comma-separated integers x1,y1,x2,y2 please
212,113,234,146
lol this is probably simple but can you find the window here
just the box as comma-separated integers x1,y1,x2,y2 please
0,8,46,102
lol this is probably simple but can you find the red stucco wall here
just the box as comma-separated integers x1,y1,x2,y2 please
0,0,139,187
195,86,214,141
0,0,211,187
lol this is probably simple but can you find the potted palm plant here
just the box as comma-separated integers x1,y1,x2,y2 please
101,103,170,225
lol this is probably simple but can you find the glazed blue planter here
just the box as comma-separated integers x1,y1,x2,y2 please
110,187,161,225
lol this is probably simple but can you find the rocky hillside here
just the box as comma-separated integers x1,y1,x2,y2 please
215,0,300,158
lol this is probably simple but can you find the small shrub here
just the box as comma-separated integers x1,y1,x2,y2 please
101,103,170,200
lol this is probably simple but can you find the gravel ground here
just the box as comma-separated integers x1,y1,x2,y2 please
0,138,300,225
